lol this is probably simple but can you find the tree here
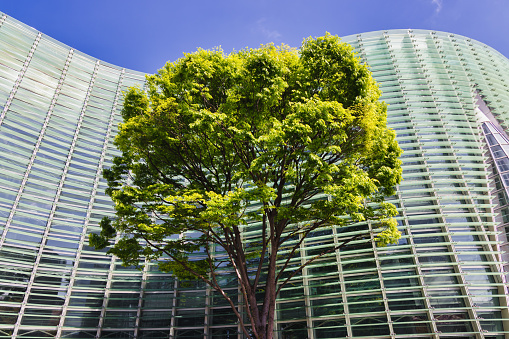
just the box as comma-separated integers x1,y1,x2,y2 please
90,33,402,339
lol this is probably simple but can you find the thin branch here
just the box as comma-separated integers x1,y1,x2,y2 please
205,242,253,338
221,234,262,339
276,232,371,295
252,214,268,290
142,235,253,338
274,221,326,283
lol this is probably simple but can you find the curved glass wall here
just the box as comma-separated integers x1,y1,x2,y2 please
0,12,508,339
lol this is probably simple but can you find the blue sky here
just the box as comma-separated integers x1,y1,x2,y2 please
2,0,509,73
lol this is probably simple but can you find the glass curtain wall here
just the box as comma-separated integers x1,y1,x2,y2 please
0,12,508,339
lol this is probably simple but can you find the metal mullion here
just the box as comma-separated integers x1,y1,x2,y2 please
384,31,440,338
135,208,154,337
429,188,484,338
134,260,149,338
357,34,393,337
298,233,314,339
415,31,484,337
424,30,483,329
204,254,211,339
169,236,182,339
238,229,245,339
10,46,74,338
368,222,394,337
54,59,101,337
331,225,351,337
0,31,40,127
92,68,126,339
398,199,438,337
0,33,43,251
96,238,119,337
444,33,508,324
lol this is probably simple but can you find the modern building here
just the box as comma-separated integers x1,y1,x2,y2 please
0,11,508,339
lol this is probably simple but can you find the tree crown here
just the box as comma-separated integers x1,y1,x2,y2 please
91,33,402,278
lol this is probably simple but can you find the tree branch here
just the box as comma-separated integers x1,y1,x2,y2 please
276,231,371,295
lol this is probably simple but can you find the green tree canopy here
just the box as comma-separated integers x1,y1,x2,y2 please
90,33,402,339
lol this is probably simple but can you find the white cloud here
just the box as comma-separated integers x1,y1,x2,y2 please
255,18,282,41
432,0,443,13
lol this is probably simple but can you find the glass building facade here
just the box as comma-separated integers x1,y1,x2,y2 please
0,11,508,339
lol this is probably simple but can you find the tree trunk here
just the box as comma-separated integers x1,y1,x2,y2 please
265,240,279,339
252,239,278,339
